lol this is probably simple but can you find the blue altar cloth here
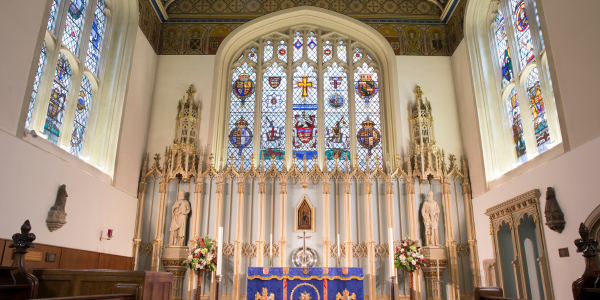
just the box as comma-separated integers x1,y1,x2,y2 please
247,267,364,300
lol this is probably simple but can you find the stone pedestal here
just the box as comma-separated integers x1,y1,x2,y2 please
162,245,188,300
422,246,446,300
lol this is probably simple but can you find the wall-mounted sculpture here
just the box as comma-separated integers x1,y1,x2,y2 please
169,190,191,246
46,184,68,232
422,190,440,246
544,187,565,233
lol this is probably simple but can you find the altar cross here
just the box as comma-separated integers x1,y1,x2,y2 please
297,77,313,98
297,230,312,267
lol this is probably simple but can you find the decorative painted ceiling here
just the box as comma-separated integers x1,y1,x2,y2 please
138,0,465,55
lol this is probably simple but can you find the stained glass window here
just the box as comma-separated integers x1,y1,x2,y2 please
264,41,273,62
526,68,550,153
532,0,545,49
260,62,286,171
62,0,87,54
85,0,106,74
70,76,92,156
510,0,535,68
44,53,72,145
323,40,332,63
307,32,317,63
227,62,256,171
293,32,303,63
353,48,363,63
324,63,350,171
355,62,382,171
47,0,60,31
26,43,47,130
507,88,526,162
493,11,514,88
292,62,318,170
248,48,258,63
337,41,347,63
277,40,287,63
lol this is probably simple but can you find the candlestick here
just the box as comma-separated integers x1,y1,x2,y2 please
436,259,440,281
388,228,394,272
216,227,223,276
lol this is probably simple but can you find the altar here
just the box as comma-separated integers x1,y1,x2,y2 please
247,267,364,300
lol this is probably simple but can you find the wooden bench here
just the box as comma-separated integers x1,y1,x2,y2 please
573,223,600,300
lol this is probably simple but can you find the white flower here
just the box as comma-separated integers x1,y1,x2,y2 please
187,255,193,260
195,264,201,269
195,249,201,254
207,253,214,260
412,253,417,257
411,260,416,265
399,255,406,261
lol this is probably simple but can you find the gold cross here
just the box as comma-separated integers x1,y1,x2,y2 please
186,85,195,98
414,86,423,99
297,77,313,98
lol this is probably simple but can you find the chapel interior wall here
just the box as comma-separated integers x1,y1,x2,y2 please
0,1,154,256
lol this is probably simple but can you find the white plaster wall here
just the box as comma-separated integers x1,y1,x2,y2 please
395,56,464,157
472,135,600,300
145,55,216,157
113,27,158,196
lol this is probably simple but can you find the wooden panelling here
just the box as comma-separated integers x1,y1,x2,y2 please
59,248,99,270
98,254,130,271
1,241,62,269
0,240,5,265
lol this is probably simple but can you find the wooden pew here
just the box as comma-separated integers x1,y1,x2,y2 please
473,286,526,300
573,223,600,300
37,283,141,300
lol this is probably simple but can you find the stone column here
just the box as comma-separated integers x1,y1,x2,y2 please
152,181,169,271
364,181,376,299
406,179,422,299
214,179,225,238
188,179,204,300
441,182,460,300
256,180,267,266
232,180,246,300
322,180,331,267
279,180,288,266
343,180,353,267
132,180,147,270
462,181,482,287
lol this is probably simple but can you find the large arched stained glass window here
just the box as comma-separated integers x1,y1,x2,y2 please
85,0,107,74
26,43,47,130
62,0,87,54
509,0,535,68
225,28,384,172
70,76,93,156
526,68,550,152
507,88,526,162
227,61,257,171
44,53,72,145
493,10,513,89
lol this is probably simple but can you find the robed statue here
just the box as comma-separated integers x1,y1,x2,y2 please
169,191,191,246
422,190,440,246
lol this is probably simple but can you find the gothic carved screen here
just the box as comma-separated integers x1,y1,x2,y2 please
225,28,384,172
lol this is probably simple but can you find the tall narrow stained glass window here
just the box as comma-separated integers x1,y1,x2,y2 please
62,0,87,54
70,76,92,156
227,62,256,171
526,68,550,153
261,61,286,171
493,11,513,88
507,88,526,162
355,61,382,170
44,53,72,145
26,43,47,130
85,0,106,74
509,0,535,68
47,0,60,31
292,62,318,169
324,63,350,171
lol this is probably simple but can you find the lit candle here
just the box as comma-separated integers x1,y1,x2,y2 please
216,227,223,276
437,259,440,281
270,234,273,257
388,228,394,273
337,234,340,257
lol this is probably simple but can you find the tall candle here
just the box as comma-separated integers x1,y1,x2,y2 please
388,228,394,273
337,234,340,257
437,259,440,281
270,234,273,257
216,227,223,276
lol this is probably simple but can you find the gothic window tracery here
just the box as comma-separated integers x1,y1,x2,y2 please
225,28,384,172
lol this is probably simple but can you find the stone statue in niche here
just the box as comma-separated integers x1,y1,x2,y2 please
544,187,565,233
46,184,68,232
169,190,191,246
422,190,440,246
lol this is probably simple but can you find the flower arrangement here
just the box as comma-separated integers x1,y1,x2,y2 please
394,237,428,272
184,236,218,272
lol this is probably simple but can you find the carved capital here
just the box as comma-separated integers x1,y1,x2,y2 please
364,182,372,194
258,182,267,194
216,182,225,194
406,182,415,193
344,182,352,194
322,182,330,194
237,181,245,194
385,182,394,194
159,182,169,193
194,181,203,194
138,182,147,194
279,182,288,194
442,182,451,195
